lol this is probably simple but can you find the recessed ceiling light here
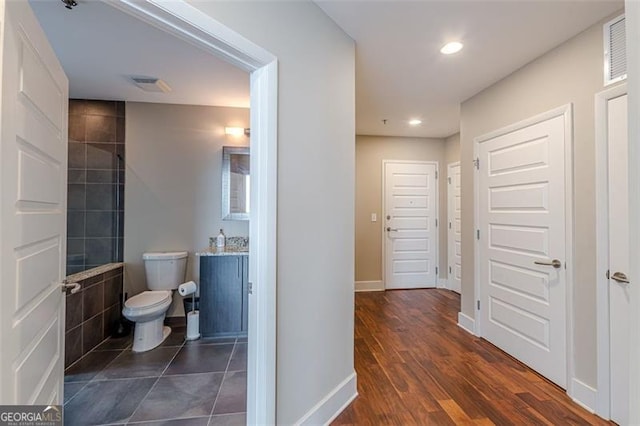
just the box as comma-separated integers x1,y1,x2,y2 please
440,41,463,55
409,119,422,126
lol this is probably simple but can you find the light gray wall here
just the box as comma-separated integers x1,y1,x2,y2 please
355,135,447,281
445,132,460,165
124,102,249,317
460,11,623,388
187,2,355,424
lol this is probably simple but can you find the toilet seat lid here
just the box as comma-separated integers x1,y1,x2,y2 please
125,291,171,309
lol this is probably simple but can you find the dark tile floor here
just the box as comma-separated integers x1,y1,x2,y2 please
64,325,247,426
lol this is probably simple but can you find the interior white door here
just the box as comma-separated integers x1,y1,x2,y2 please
447,162,461,293
606,93,629,425
477,112,568,388
0,1,68,404
384,161,438,289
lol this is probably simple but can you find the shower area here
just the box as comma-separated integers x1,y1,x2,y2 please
67,99,125,275
64,99,127,367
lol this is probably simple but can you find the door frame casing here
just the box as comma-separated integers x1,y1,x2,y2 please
447,161,461,292
595,83,628,419
104,1,278,423
472,104,575,395
381,160,439,289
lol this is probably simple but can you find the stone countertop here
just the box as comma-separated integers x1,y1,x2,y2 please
66,262,124,282
196,247,249,256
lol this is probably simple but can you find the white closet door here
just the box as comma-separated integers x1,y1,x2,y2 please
477,112,568,388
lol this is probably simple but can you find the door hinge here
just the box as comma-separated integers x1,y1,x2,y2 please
449,266,452,274
248,282,253,295
449,222,452,229
473,157,480,170
435,171,438,179
436,266,439,275
448,177,452,184
606,270,610,279
476,229,480,240
435,218,438,227
477,300,481,310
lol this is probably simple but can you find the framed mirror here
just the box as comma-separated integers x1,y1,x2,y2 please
222,146,250,220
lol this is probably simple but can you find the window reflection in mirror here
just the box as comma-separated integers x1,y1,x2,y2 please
222,146,250,220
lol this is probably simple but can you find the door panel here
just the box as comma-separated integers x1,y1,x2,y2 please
478,112,567,388
448,162,461,293
607,93,629,425
384,162,437,289
0,1,68,404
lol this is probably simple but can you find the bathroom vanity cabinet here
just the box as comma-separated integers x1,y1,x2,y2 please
198,253,248,337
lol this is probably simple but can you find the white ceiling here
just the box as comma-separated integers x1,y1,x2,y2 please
316,0,623,138
29,0,249,108
28,1,622,138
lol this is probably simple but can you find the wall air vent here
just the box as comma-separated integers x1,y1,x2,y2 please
604,14,626,86
130,76,172,93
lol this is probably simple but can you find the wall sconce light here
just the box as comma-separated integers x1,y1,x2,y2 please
225,127,250,137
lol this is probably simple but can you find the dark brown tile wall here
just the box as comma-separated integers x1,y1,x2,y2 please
67,99,125,275
65,266,124,368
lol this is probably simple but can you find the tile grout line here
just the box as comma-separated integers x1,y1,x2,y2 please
123,331,187,425
208,339,237,423
121,414,210,425
63,381,90,407
64,344,123,377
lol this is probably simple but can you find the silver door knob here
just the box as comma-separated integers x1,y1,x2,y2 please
611,272,630,284
534,259,562,269
386,227,398,232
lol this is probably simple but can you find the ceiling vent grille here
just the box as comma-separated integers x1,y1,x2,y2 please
130,76,172,93
604,14,626,86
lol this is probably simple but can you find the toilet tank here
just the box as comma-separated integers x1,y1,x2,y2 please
143,251,188,290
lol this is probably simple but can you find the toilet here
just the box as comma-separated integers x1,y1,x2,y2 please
123,251,188,352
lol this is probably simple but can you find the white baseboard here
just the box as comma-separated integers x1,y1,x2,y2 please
438,278,448,289
355,280,384,292
457,312,476,335
296,372,358,426
570,378,597,414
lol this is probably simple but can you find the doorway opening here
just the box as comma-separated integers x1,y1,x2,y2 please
3,1,277,424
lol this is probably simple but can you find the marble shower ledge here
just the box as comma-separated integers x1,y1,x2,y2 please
196,247,249,256
66,262,124,282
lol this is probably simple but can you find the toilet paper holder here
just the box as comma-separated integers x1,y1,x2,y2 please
178,281,200,340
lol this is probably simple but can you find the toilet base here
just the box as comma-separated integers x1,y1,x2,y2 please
131,315,171,352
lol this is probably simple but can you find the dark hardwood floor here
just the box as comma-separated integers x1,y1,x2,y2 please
333,289,610,425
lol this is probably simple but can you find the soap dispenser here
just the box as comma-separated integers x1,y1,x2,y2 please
216,229,226,249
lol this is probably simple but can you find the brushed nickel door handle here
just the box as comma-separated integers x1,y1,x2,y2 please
386,227,398,232
534,259,562,269
611,272,630,284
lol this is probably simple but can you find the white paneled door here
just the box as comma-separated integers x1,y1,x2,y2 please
384,161,438,289
476,109,570,388
605,92,629,425
447,162,461,293
0,1,68,404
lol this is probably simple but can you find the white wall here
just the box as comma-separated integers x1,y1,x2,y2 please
124,102,249,317
626,1,640,423
445,132,460,165
186,2,356,424
460,11,622,389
